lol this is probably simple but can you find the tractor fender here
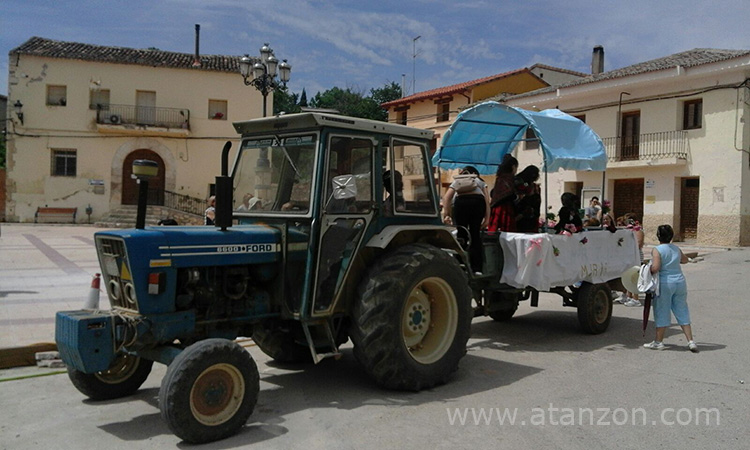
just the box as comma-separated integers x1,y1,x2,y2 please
365,225,463,254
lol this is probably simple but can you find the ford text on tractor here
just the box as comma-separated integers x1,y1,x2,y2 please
55,105,637,443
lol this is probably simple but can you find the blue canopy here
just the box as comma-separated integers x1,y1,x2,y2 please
432,101,607,174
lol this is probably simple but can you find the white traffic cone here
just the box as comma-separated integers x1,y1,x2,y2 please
84,273,101,310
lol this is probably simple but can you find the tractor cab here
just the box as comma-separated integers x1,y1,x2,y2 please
225,113,445,323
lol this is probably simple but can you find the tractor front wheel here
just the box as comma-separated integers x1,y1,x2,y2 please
67,353,153,400
159,339,259,444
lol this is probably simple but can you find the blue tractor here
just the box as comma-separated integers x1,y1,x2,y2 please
55,112,474,443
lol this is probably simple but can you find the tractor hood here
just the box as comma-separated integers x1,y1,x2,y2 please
95,225,282,268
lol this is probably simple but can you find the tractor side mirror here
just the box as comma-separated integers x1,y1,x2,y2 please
331,174,357,200
324,174,357,214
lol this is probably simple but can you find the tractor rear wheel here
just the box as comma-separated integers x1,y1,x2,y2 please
67,353,153,400
577,282,613,334
350,244,472,391
159,339,259,444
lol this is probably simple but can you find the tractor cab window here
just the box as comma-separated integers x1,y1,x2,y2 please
385,139,436,215
323,136,374,214
233,134,316,214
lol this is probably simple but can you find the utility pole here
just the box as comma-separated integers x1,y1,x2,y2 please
412,35,421,95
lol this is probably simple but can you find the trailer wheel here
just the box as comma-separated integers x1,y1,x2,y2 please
159,339,259,444
67,354,153,400
576,282,612,334
487,292,519,322
252,323,312,363
350,244,472,391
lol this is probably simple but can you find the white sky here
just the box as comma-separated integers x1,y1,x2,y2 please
2,0,749,98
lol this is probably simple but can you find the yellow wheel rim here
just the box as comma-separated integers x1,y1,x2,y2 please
402,277,458,364
189,363,245,426
95,354,140,384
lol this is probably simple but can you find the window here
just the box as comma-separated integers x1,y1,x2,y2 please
683,99,702,130
47,85,67,106
394,145,404,160
233,135,316,214
51,149,76,176
386,139,436,215
89,89,110,110
437,102,450,122
396,110,407,125
524,128,539,150
209,99,228,120
324,136,374,214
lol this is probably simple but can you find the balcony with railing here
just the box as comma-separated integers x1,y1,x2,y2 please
601,130,689,167
95,104,190,133
163,190,206,216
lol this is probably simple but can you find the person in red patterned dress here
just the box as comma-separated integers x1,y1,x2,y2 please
487,154,519,233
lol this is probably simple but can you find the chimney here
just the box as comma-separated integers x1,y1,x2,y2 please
591,45,604,75
192,24,201,67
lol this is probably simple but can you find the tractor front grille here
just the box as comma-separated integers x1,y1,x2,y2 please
96,237,139,312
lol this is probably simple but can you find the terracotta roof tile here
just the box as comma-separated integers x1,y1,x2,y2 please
381,68,539,108
9,36,254,73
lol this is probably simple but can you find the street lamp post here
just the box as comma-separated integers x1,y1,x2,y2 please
239,43,291,117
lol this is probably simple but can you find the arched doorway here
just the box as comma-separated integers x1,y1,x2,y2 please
122,150,166,205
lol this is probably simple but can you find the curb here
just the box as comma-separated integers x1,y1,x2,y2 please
0,343,58,369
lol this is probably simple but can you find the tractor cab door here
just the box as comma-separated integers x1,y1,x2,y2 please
310,135,375,315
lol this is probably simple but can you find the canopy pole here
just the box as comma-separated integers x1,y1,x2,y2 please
437,164,443,209
542,161,549,233
601,171,606,204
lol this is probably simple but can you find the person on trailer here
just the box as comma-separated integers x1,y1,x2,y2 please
441,165,490,273
514,165,541,232
554,192,583,234
487,154,519,233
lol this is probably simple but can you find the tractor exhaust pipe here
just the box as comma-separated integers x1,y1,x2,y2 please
214,141,233,230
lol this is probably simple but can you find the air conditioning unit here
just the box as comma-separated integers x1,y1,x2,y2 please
109,114,121,124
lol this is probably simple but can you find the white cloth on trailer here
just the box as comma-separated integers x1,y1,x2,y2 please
497,229,640,291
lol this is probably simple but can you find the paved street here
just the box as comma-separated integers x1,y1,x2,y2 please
0,224,748,449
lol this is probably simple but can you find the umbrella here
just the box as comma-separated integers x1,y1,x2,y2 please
642,292,652,336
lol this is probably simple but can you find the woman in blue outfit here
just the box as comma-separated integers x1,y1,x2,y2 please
644,224,698,352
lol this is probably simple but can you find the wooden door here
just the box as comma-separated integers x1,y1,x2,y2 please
136,90,156,125
680,178,700,239
613,178,644,222
121,150,165,205
620,111,640,161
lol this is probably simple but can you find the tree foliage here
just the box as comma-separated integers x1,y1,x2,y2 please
274,81,402,122
273,86,301,115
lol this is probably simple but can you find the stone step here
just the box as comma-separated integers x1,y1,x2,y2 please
95,205,203,228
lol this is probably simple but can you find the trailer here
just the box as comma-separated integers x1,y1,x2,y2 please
433,101,640,331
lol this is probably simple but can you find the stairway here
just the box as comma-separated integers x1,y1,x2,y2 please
95,205,160,228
